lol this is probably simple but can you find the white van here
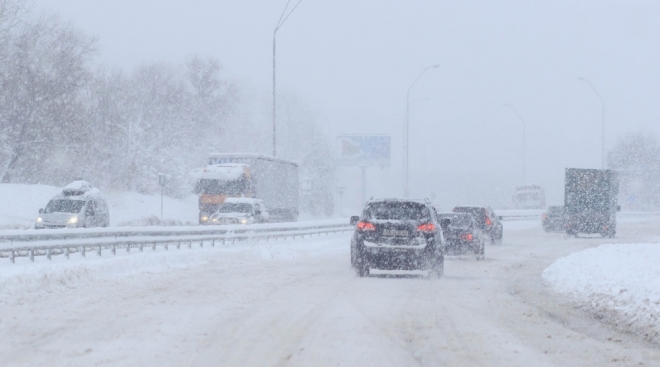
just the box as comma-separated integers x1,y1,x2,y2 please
35,181,110,229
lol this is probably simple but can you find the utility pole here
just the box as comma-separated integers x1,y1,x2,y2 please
577,77,606,169
404,64,439,197
273,0,304,157
503,103,527,183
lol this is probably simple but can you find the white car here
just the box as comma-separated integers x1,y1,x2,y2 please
35,180,110,229
208,198,269,225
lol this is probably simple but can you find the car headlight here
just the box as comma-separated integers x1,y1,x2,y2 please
201,216,209,222
212,218,217,222
240,218,249,224
36,216,42,223
68,216,79,224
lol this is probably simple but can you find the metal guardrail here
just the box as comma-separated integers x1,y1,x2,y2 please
0,222,353,263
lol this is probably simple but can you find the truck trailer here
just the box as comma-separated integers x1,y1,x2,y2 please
564,168,619,237
195,153,299,224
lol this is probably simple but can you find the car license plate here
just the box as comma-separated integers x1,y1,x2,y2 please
383,229,409,237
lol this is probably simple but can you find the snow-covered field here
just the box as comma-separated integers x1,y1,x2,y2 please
543,243,660,343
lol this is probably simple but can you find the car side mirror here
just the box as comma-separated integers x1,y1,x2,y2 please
440,218,451,231
498,216,503,221
39,208,43,214
350,216,360,225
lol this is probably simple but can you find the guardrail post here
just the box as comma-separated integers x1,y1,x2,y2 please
200,240,204,248
65,247,69,259
165,243,168,251
10,251,14,263
188,241,192,249
46,249,51,261
127,243,130,253
29,249,34,262
152,243,156,251
177,242,180,250
81,246,86,257
97,246,102,257
211,239,215,247
139,244,143,252
112,245,116,255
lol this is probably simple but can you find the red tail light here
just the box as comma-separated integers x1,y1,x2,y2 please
357,221,376,231
460,233,474,241
485,217,492,226
417,223,436,233
542,213,547,220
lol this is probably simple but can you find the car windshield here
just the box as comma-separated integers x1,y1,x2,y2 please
217,203,252,213
364,202,430,221
44,199,85,214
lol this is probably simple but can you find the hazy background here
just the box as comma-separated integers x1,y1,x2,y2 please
33,0,660,212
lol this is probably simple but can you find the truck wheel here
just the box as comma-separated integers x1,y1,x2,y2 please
356,263,369,277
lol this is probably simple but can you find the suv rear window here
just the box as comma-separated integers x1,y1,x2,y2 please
453,207,486,222
364,202,430,221
437,213,472,228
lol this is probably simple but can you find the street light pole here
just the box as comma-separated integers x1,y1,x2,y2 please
577,77,605,169
404,64,439,198
503,103,527,184
273,0,303,157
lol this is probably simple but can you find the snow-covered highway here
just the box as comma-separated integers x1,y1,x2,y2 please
2,219,660,366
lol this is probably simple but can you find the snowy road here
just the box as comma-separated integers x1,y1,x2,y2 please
2,220,660,366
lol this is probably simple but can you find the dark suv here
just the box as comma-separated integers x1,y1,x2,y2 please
452,206,503,244
350,199,448,277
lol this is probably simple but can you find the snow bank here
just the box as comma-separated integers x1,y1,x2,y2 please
543,243,660,343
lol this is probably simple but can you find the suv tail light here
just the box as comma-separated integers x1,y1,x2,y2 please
460,233,473,241
542,213,547,220
417,223,436,233
357,221,376,231
485,217,492,226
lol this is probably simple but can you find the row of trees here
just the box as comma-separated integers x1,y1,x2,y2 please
0,0,335,215
609,130,660,210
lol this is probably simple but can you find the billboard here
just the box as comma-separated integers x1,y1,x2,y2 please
337,135,390,166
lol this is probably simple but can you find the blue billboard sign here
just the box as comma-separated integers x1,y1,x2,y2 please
337,135,390,166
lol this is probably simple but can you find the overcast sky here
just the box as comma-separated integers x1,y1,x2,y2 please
34,0,660,207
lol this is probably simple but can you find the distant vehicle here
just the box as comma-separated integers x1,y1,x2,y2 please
35,181,110,229
207,198,269,225
349,198,449,277
542,206,565,232
194,154,298,224
452,206,503,245
512,184,546,209
564,168,620,237
435,211,485,259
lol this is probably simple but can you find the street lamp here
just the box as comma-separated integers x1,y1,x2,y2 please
404,64,439,197
503,103,527,183
273,0,304,157
577,77,605,169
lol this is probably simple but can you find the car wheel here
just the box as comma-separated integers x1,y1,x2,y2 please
357,263,369,277
476,241,485,260
427,256,444,278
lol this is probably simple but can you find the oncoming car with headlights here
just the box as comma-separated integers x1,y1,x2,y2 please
350,198,448,277
206,198,269,225
35,180,110,229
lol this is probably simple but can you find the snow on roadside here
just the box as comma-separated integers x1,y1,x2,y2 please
543,243,660,343
0,235,346,306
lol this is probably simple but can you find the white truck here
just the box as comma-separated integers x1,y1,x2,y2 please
194,153,299,224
